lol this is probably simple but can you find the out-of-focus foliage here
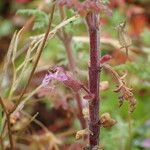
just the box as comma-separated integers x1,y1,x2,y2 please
0,0,150,150
115,61,150,81
17,9,49,29
0,17,13,36
140,28,150,46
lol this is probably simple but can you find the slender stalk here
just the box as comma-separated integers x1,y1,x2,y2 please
6,114,14,149
0,136,4,150
86,10,100,148
13,1,56,111
63,37,76,71
125,112,132,150
75,93,86,128
58,7,86,129
63,37,86,128
0,96,14,149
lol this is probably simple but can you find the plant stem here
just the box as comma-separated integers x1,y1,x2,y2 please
125,112,132,150
62,36,86,128
58,7,86,129
86,10,100,148
61,30,86,129
6,114,14,149
0,136,4,150
63,37,76,71
75,93,86,128
0,96,14,149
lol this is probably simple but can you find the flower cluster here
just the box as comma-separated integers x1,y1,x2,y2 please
42,66,92,97
57,0,112,16
41,66,68,87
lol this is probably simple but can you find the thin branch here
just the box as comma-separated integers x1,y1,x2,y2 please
6,114,14,149
13,1,56,112
0,137,4,150
57,6,86,128
0,32,17,90
13,85,42,114
0,96,14,149
22,111,49,133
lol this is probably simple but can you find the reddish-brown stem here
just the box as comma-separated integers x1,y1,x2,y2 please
58,7,86,129
63,36,76,71
74,93,86,128
64,39,86,128
86,10,100,148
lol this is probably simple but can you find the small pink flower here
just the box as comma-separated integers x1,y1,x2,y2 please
40,66,93,102
41,67,68,87
53,68,68,81
41,66,83,92
42,73,53,86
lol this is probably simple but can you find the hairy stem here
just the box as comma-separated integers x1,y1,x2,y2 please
86,10,100,147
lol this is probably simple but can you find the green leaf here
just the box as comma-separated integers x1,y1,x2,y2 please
17,9,49,30
115,61,150,81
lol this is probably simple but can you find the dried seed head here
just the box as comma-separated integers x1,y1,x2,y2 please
115,84,137,112
117,21,132,56
82,107,89,119
83,145,103,150
83,93,95,100
100,113,117,128
103,64,137,112
76,128,93,140
100,81,109,91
